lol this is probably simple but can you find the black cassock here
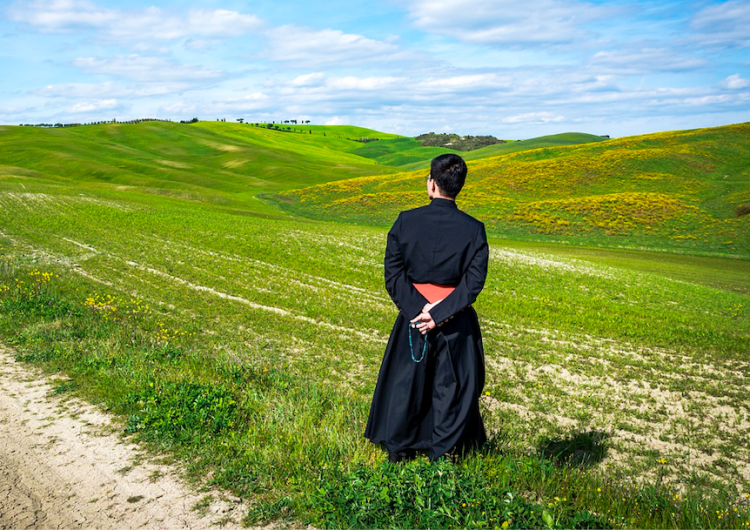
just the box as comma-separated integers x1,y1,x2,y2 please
364,197,489,461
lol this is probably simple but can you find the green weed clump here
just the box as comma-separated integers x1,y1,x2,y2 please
125,381,238,442
306,456,608,529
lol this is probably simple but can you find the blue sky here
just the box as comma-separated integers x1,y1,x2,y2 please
1,0,749,138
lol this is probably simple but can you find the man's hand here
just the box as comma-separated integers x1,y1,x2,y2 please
422,300,442,314
411,311,436,335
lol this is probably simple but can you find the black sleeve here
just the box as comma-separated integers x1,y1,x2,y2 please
429,224,489,326
384,213,428,319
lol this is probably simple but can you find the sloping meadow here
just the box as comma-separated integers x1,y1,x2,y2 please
274,122,750,258
1,180,749,527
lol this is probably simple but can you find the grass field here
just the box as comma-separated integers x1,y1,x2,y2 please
1,121,749,528
275,123,750,259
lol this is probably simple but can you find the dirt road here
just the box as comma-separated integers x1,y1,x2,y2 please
0,345,247,529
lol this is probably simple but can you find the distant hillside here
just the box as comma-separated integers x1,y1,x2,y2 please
394,132,609,171
0,122,604,207
346,137,455,167
273,123,750,258
6,120,737,258
0,121,610,215
0,122,405,213
463,132,608,159
346,132,605,170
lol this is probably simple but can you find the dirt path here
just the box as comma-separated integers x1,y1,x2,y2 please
0,345,248,529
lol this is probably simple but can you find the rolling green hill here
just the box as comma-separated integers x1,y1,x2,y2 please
462,132,608,161
0,122,605,206
0,122,404,214
275,123,750,258
348,132,608,171
347,136,458,167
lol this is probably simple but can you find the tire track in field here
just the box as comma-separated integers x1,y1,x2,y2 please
2,233,390,347
124,260,387,343
489,247,617,279
482,391,750,491
480,318,750,491
147,236,389,304
0,232,388,343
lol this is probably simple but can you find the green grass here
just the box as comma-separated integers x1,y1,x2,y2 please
494,239,750,296
0,121,749,528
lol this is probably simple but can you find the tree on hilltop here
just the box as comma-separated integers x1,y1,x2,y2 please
415,132,504,151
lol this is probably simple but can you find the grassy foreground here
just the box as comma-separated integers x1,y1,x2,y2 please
1,189,749,528
1,121,749,528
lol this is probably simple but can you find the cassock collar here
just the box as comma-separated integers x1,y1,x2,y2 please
430,198,458,209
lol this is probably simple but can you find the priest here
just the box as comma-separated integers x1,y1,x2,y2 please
364,153,489,463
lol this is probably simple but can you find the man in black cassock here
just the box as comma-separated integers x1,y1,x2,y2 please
364,153,489,463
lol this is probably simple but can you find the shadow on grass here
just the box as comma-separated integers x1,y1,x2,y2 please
537,430,609,467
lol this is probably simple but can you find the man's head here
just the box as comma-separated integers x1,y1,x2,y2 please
429,154,467,199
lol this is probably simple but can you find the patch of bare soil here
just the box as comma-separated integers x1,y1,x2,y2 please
0,345,248,529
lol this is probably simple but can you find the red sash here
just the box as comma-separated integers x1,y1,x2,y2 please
413,283,455,304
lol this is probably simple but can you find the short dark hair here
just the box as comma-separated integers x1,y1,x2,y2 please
430,153,467,198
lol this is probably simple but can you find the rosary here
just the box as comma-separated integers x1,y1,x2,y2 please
408,323,428,363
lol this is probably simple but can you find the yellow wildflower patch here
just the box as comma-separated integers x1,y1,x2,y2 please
511,192,700,235
85,293,150,321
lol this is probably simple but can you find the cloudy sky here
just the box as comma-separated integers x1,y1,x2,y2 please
1,0,749,138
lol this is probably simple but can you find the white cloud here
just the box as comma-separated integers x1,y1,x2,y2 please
680,93,750,108
549,86,699,106
415,73,512,93
503,112,564,124
31,81,187,97
719,74,750,89
326,76,402,91
162,101,198,114
33,81,119,98
184,39,222,51
325,116,348,125
408,0,608,45
691,0,750,48
9,0,263,42
0,105,28,116
67,98,118,113
292,72,325,87
214,93,270,111
266,26,404,66
161,93,270,116
8,0,116,32
184,9,263,38
590,48,708,74
71,55,223,83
